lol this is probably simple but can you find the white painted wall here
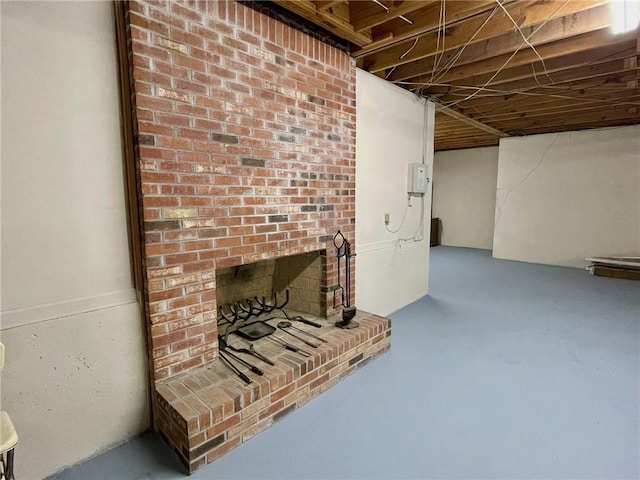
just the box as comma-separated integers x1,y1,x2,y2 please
433,147,499,249
355,69,434,316
1,2,149,478
494,126,640,268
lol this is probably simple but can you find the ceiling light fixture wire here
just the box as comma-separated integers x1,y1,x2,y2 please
440,0,571,108
495,0,559,85
430,0,447,83
430,5,500,83
495,0,586,94
372,0,389,13
399,36,420,60
385,66,397,79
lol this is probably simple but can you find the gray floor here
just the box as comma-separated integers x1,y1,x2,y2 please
50,247,640,480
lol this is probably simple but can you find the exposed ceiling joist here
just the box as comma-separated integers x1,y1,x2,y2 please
428,28,637,85
447,43,638,89
350,1,434,32
315,1,343,12
270,0,640,151
364,0,608,73
435,103,509,138
272,0,372,46
352,0,497,57
388,3,614,82
432,64,640,105
462,90,640,121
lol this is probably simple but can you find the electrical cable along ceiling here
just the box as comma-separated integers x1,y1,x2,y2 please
269,0,640,150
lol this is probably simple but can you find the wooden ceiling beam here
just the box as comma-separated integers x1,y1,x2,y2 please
435,140,499,147
364,0,608,73
447,89,638,119
406,29,638,86
435,125,496,132
273,1,639,150
435,139,500,151
435,138,499,145
448,42,638,89
388,3,613,82
496,107,640,132
505,117,640,136
500,104,640,127
460,89,640,120
352,1,497,57
469,95,640,123
351,1,435,32
433,62,640,104
435,132,499,139
315,1,343,11
451,76,640,111
435,131,499,139
272,0,372,46
435,102,509,138
625,33,640,89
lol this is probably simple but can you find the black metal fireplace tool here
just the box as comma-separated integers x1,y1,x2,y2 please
276,321,320,348
265,335,312,357
217,290,321,330
277,321,327,348
216,289,324,371
217,336,264,385
225,341,275,366
333,230,358,329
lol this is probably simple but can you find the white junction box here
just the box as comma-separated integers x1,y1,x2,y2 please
407,163,428,196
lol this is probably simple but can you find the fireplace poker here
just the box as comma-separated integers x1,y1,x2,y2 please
218,351,252,385
280,310,322,328
277,321,327,343
276,322,320,348
265,335,312,357
227,342,275,366
219,337,264,376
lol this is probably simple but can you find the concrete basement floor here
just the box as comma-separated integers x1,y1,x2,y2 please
50,247,640,479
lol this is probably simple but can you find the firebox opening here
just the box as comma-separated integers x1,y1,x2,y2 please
215,250,325,318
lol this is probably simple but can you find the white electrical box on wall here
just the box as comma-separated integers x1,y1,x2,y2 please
407,163,428,196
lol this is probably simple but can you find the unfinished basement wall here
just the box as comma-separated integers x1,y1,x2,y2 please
493,125,640,268
0,2,149,479
432,146,499,250
355,69,434,316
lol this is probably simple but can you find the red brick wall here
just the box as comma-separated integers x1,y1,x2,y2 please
125,0,356,381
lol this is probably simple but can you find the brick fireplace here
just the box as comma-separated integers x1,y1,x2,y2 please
122,0,391,472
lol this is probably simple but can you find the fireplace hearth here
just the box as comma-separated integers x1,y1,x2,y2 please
155,310,390,471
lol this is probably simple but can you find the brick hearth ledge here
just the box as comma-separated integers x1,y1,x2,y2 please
154,311,391,472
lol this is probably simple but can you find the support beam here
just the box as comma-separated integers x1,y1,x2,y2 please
447,42,638,89
403,28,638,86
625,34,640,89
272,0,372,46
462,90,640,122
352,1,497,58
351,1,435,32
389,4,615,83
433,63,640,105
315,1,343,12
435,103,509,138
364,0,608,74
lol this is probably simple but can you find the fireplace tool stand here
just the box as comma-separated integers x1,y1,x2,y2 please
333,230,358,329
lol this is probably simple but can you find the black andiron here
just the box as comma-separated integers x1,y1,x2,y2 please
333,230,359,329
